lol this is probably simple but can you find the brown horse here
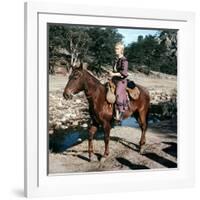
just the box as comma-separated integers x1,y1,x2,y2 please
63,65,150,161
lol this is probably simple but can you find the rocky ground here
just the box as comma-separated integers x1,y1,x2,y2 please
48,70,177,174
48,70,177,133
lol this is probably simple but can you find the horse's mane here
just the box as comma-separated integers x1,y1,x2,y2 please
83,69,105,87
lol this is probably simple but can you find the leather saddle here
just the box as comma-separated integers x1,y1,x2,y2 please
105,79,140,104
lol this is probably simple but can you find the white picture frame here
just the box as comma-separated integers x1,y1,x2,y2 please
24,1,195,197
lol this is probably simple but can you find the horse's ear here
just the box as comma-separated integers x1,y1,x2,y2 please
70,63,75,70
69,67,73,75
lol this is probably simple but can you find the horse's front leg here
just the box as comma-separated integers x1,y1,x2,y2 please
138,109,148,154
102,122,111,157
88,125,97,161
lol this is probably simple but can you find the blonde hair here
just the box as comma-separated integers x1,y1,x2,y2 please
115,42,125,54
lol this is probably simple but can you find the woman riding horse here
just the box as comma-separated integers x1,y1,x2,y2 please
63,63,150,161
109,42,129,121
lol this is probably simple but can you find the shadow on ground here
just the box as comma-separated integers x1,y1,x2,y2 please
49,120,177,170
116,157,149,170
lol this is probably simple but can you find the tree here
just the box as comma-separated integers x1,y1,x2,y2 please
64,26,91,66
48,25,91,70
86,27,123,73
48,25,123,74
126,30,177,75
157,30,177,74
126,35,161,68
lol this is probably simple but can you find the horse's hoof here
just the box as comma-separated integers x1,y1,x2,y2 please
89,154,98,162
100,156,107,163
139,146,145,154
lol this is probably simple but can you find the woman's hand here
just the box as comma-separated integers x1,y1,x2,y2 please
110,71,123,78
109,71,114,77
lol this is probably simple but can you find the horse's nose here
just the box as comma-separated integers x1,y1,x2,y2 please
63,92,68,100
63,92,72,100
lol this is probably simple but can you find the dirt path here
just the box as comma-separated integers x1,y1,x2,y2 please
49,120,177,174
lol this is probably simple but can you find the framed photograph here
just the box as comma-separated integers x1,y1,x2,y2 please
24,1,195,197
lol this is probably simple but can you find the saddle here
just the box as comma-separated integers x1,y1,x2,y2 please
106,79,140,104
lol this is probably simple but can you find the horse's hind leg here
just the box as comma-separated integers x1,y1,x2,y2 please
88,125,98,161
138,109,148,154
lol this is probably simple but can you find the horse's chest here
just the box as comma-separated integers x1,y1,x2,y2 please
89,103,112,123
88,104,100,120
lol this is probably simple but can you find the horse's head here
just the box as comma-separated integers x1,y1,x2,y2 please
63,64,85,100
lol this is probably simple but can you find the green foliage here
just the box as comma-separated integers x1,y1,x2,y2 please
126,30,177,75
49,24,91,68
48,25,123,74
86,27,123,73
48,24,177,75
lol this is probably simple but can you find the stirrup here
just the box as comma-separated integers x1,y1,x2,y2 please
114,111,123,121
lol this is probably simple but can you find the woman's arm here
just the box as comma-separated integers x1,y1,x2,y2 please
109,71,122,77
110,58,128,78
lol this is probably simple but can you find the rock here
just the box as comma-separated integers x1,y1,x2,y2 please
60,125,68,129
75,99,81,103
55,121,62,129
81,123,88,128
49,129,54,134
58,101,63,107
72,121,79,126
56,121,62,126
61,117,67,123
70,113,76,118
64,113,71,118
